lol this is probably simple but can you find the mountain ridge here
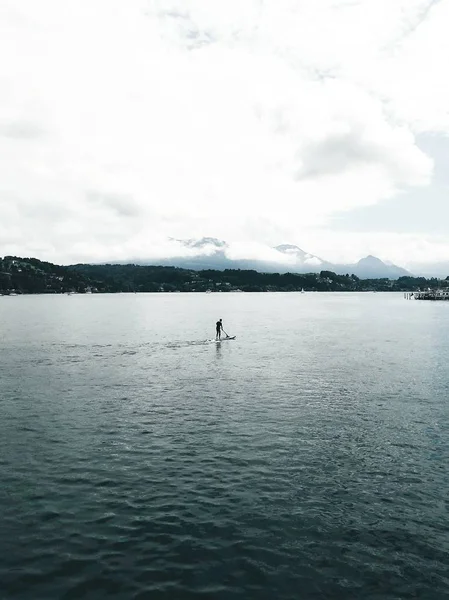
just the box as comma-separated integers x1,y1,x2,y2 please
140,237,412,279
1,255,445,295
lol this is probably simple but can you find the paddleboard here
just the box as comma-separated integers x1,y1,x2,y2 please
215,336,236,341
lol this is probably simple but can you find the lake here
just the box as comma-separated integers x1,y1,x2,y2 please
1,292,448,599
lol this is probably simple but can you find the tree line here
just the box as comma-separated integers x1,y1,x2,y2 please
0,256,447,295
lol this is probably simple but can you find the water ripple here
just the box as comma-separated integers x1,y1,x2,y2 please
1,293,449,599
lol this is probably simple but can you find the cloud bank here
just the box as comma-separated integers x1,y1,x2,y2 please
0,0,448,267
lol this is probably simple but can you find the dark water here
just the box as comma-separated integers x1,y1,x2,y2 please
1,292,448,599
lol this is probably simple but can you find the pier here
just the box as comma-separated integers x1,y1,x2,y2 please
405,290,449,300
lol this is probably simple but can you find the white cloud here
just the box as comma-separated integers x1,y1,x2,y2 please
304,256,322,266
225,242,296,264
0,0,447,265
297,228,449,268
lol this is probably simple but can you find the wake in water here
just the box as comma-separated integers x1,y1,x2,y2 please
164,337,237,349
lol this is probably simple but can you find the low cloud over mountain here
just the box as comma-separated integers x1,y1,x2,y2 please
138,237,411,279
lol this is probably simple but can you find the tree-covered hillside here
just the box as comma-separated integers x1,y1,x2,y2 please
0,256,447,295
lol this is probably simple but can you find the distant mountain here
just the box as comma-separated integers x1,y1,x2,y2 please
336,255,411,279
153,238,230,270
140,238,412,279
274,244,326,270
181,237,227,250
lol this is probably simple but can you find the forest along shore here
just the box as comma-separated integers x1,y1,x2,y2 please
1,256,448,295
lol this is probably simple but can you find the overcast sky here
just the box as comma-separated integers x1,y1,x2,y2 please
1,0,448,269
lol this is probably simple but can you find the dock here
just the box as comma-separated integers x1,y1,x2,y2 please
405,290,449,300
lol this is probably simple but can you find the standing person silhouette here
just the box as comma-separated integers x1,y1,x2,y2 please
216,318,224,340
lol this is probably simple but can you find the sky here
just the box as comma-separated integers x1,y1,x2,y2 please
1,0,449,272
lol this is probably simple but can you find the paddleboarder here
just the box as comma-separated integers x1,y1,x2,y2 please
216,318,224,340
